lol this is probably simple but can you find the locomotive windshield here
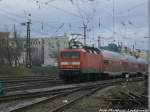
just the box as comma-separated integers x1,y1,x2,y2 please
62,52,80,59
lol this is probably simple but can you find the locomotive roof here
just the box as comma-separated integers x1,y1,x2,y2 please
102,50,147,64
122,54,137,62
102,50,139,63
102,50,123,60
61,49,85,52
61,46,101,54
137,58,148,64
83,46,101,54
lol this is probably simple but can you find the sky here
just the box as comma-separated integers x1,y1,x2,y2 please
0,0,148,50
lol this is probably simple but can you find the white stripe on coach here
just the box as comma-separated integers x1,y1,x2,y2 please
60,62,80,65
72,62,80,65
60,62,69,65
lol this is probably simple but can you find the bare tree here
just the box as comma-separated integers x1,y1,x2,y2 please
0,32,23,67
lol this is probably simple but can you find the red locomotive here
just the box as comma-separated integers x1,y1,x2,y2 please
58,46,148,81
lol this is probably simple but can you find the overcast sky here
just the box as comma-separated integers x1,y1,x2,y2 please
0,0,148,50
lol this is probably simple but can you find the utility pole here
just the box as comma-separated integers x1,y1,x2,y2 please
14,24,18,67
98,17,101,49
82,23,87,46
26,14,32,68
132,44,134,54
112,0,115,37
148,0,150,109
21,14,32,68
97,36,101,49
6,32,12,66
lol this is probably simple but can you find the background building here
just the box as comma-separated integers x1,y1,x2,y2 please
43,36,69,66
136,50,148,60
0,32,69,67
0,32,10,64
18,36,69,66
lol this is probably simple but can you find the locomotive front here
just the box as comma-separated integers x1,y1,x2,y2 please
59,49,82,81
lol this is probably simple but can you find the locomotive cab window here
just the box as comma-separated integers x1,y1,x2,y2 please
104,60,109,64
62,52,80,59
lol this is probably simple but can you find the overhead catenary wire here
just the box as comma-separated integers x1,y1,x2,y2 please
0,4,85,25
119,1,147,15
0,0,147,46
100,23,146,43
45,3,83,19
31,0,148,48
0,6,84,34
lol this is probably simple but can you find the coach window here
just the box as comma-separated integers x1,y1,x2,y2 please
104,60,109,64
138,64,141,68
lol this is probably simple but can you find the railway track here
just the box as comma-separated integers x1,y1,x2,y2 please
13,87,106,112
0,75,61,92
49,86,106,112
4,79,64,92
3,78,58,83
0,75,54,79
0,75,58,85
0,77,143,112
